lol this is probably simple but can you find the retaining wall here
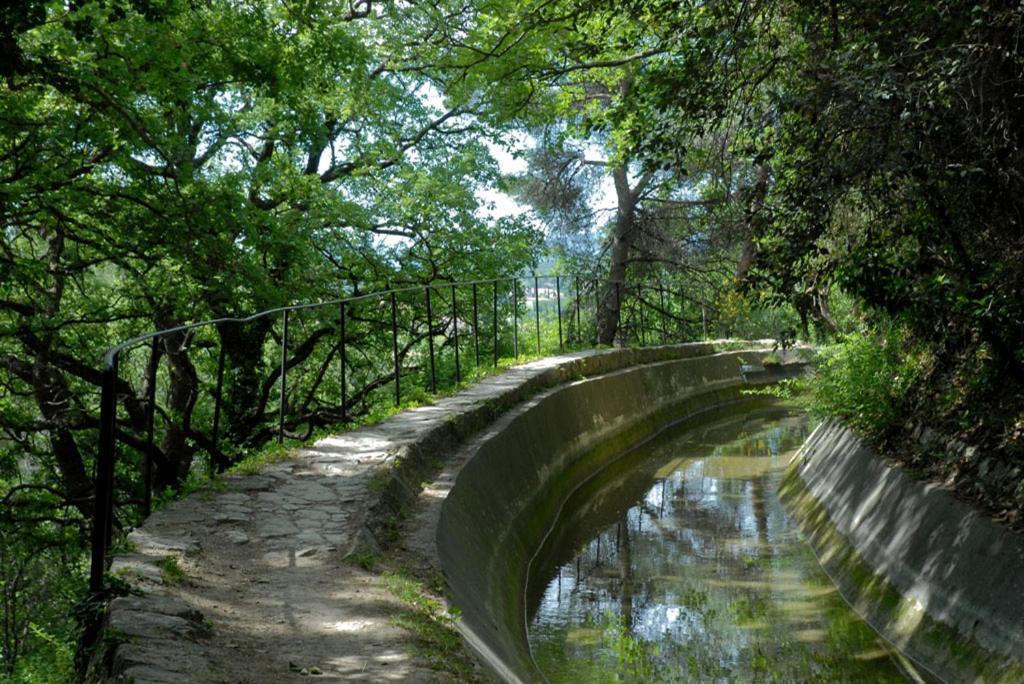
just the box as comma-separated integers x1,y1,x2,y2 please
781,420,1024,683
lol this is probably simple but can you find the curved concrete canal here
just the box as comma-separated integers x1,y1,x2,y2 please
526,405,929,682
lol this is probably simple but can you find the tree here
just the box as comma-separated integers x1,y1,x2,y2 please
452,0,816,344
1,0,541,673
589,0,1024,515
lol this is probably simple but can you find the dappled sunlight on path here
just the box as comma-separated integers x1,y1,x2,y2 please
110,444,442,682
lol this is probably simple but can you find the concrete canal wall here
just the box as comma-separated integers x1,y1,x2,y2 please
781,420,1024,683
436,347,794,682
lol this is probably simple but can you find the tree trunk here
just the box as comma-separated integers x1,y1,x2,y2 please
597,165,648,345
26,226,92,517
218,318,274,449
156,330,200,488
811,287,839,337
735,164,770,283
30,358,92,517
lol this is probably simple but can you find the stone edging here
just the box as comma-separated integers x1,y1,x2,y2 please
781,419,1024,683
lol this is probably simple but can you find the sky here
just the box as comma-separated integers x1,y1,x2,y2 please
478,136,532,220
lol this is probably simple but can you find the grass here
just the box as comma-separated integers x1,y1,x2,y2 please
225,440,297,475
108,538,138,555
382,568,477,680
156,555,188,585
344,551,377,571
741,377,812,402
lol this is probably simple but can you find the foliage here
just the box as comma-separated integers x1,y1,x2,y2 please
0,0,543,675
444,0,783,344
477,0,1023,365
810,326,931,437
750,2,1024,382
0,519,81,681
592,0,1023,370
2,0,1023,676
489,0,1024,521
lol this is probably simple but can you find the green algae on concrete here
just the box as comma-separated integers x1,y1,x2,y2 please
779,428,1024,684
436,348,802,682
528,407,920,683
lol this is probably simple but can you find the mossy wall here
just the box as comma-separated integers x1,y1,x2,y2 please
780,420,1024,683
436,348,781,682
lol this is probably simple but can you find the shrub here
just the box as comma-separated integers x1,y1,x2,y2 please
810,324,931,436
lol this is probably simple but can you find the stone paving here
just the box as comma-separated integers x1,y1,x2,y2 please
99,345,716,683
105,435,423,682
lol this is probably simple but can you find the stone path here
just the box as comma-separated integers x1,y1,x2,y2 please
108,430,442,683
101,345,715,683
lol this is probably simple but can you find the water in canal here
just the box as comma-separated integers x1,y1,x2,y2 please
527,403,925,682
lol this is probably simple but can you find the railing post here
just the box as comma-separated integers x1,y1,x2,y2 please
615,280,622,346
451,283,460,383
210,337,226,476
533,274,541,354
512,278,519,359
472,282,480,367
679,290,686,342
574,276,581,345
90,353,119,597
593,279,599,346
391,291,400,405
492,280,498,367
143,339,158,515
659,286,667,345
278,309,289,444
425,287,436,393
702,303,708,341
556,275,563,352
638,286,646,346
340,301,347,421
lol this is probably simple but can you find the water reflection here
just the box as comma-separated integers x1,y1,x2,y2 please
527,405,923,682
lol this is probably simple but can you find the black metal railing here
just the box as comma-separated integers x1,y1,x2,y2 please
88,274,714,596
